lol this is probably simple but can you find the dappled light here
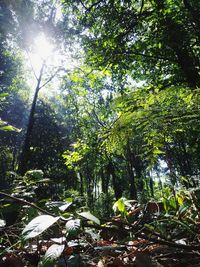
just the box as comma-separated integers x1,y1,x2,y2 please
0,0,200,266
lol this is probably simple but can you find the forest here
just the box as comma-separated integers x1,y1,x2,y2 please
0,0,199,266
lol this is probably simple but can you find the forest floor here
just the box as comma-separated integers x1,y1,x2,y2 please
0,200,200,267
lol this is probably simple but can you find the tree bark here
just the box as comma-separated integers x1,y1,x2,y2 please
126,142,137,200
107,160,122,200
101,167,109,194
154,0,200,88
18,64,45,175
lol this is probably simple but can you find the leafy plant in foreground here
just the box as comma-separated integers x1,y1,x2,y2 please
19,201,100,266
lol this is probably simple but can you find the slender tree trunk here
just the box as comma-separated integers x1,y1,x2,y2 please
85,162,94,207
149,176,154,198
131,151,144,192
101,168,109,194
107,161,122,200
18,64,45,175
126,142,137,200
165,143,179,211
12,144,17,170
77,172,84,196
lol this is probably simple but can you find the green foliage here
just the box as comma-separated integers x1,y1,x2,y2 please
65,219,81,238
39,244,65,267
59,0,200,201
63,145,84,169
162,186,177,213
0,188,101,266
93,192,115,219
0,3,200,265
0,122,20,132
25,170,44,181
22,215,60,240
78,211,100,225
62,0,200,87
113,197,129,218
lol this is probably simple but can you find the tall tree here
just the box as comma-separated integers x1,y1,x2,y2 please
62,0,200,88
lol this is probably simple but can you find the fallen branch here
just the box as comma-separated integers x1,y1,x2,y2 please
136,233,200,251
0,191,54,217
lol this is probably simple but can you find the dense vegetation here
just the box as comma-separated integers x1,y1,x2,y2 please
0,0,199,266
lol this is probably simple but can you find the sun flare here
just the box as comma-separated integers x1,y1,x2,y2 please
34,33,54,59
26,32,77,95
28,33,54,75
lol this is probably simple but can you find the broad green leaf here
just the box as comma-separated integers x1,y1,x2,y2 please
39,244,64,267
22,215,59,239
117,198,126,212
0,219,6,227
78,211,100,225
46,201,69,213
113,198,128,216
64,197,73,202
59,202,72,212
65,219,81,232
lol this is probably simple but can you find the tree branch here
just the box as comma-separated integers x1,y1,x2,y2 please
38,67,61,90
139,0,144,17
0,191,54,217
136,232,200,251
79,0,103,12
26,50,39,81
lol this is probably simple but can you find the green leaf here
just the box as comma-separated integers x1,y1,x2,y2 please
144,223,155,231
59,202,72,212
0,125,21,132
113,198,128,216
78,211,100,225
0,93,9,97
39,244,65,267
22,215,59,239
171,218,195,234
66,219,81,236
0,219,6,227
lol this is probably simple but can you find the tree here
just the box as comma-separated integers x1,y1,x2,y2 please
61,0,200,196
16,0,64,175
106,85,200,189
62,0,200,88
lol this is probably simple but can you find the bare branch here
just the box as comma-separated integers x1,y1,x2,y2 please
38,67,61,90
25,49,39,81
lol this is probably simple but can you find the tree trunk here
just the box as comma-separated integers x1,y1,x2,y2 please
183,0,200,42
77,172,84,196
107,160,122,200
131,151,144,192
85,162,94,207
149,176,154,198
155,0,200,87
126,142,137,200
101,168,109,194
18,64,45,175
